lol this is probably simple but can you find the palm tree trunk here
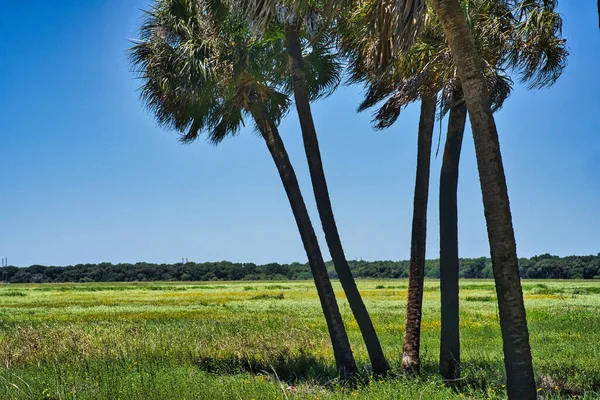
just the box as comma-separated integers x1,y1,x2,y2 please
401,95,436,372
439,89,466,382
284,25,390,374
248,94,356,378
430,0,536,398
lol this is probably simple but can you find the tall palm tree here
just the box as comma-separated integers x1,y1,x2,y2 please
340,3,447,372
434,0,516,376
437,85,466,381
129,0,356,377
240,1,390,374
438,0,566,382
438,77,511,380
287,27,390,375
400,94,436,372
429,0,538,396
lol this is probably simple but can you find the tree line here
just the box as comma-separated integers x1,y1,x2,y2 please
3,253,599,283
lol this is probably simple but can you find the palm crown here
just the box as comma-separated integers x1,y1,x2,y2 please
341,0,567,129
130,0,292,144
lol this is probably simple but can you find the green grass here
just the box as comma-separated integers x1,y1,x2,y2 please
0,279,598,399
0,290,27,297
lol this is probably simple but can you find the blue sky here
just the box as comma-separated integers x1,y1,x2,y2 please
0,1,598,267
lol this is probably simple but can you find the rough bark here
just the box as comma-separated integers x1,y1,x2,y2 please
249,95,356,378
284,25,390,374
430,0,536,398
401,95,436,372
439,89,467,382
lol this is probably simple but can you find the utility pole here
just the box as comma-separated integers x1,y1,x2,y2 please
1,258,7,283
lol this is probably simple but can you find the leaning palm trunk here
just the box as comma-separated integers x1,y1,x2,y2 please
430,0,536,398
401,95,436,372
439,88,467,381
248,93,356,378
284,25,390,374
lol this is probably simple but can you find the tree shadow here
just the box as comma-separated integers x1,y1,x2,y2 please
194,353,600,396
193,351,339,384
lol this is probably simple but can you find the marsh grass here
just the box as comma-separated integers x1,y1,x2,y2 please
250,293,285,300
464,295,496,302
0,291,27,297
0,279,598,399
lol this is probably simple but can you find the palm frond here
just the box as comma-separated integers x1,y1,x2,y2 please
357,81,396,112
367,0,427,67
129,1,222,138
439,77,460,118
208,96,245,144
487,71,513,112
241,0,351,32
370,73,426,129
339,0,428,78
301,38,343,100
507,0,568,89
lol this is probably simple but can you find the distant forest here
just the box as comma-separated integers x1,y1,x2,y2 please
1,254,599,283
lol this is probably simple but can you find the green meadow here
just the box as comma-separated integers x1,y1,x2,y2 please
0,280,598,399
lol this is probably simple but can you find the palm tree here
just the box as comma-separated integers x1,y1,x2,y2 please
340,3,448,371
240,2,390,374
429,0,538,396
437,85,466,380
400,94,436,372
129,0,356,377
438,79,510,380
287,27,390,375
434,0,515,377
439,0,566,382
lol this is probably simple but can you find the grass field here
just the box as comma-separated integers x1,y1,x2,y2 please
0,280,599,399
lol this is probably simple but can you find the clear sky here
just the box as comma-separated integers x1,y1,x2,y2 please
0,1,598,267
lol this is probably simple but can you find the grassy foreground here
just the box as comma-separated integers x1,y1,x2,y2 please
0,280,598,399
